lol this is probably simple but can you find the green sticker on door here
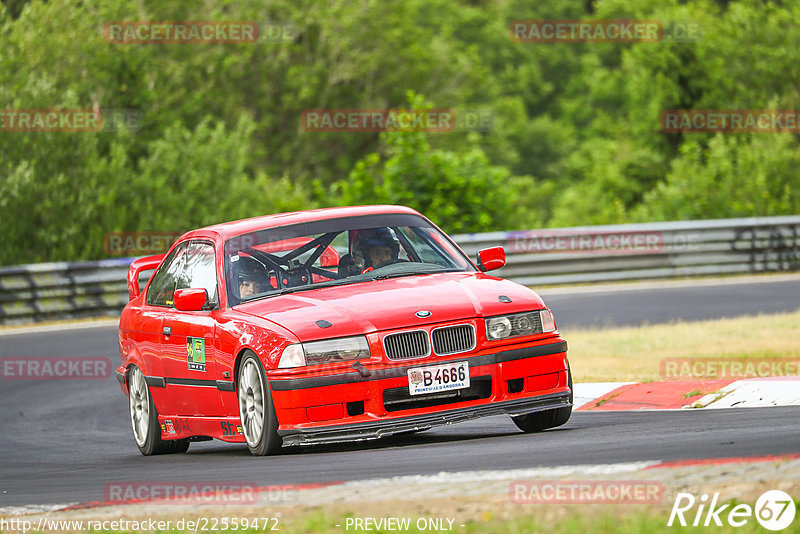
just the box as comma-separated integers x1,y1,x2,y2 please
187,337,206,372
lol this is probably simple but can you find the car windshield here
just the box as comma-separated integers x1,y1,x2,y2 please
224,213,475,304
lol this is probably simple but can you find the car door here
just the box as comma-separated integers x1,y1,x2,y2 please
161,240,226,417
142,241,190,413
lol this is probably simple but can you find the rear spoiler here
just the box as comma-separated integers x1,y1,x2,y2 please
127,254,165,300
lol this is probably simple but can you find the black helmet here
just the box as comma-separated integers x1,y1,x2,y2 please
352,227,400,269
236,256,268,297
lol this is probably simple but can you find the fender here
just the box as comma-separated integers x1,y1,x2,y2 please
218,315,298,372
116,345,159,394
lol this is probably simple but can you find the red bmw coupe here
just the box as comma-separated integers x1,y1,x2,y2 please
116,205,572,456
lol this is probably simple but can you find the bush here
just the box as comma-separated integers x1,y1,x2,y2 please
333,94,543,233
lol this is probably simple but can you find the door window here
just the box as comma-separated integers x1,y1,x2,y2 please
146,242,189,307
146,241,218,307
176,242,218,305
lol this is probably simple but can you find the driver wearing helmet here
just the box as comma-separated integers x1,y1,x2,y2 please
237,256,268,298
352,227,400,272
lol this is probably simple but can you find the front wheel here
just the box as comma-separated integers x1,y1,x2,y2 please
128,365,190,455
512,368,573,433
237,352,282,456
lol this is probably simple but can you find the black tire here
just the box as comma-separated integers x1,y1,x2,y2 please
237,351,282,456
168,439,191,453
128,365,190,456
512,367,573,433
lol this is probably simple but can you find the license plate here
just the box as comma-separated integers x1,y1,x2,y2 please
407,361,470,396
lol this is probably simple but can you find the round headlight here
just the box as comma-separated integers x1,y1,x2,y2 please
487,317,512,339
516,315,533,333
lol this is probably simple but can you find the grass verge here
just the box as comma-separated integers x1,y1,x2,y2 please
561,310,800,382
265,506,782,533
29,503,786,534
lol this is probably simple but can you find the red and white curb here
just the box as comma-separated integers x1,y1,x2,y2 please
574,376,800,410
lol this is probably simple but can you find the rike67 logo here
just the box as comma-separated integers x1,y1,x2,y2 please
669,490,796,531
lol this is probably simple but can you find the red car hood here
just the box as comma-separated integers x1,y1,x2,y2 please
235,272,545,342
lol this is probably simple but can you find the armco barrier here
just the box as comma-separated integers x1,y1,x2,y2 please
453,215,800,286
1,216,798,325
0,258,145,326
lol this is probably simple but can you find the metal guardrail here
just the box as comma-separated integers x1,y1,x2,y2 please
453,215,800,286
0,259,141,326
1,216,799,325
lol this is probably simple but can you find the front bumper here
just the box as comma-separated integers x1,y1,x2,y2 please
270,339,570,445
279,390,571,446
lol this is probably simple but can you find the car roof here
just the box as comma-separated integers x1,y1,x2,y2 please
186,205,424,240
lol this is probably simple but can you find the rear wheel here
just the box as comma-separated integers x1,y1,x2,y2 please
128,365,190,455
512,368,573,433
237,352,282,456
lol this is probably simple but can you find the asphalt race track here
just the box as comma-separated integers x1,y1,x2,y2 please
540,275,800,328
1,277,799,508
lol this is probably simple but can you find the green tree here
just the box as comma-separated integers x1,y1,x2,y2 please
334,94,543,233
2,0,800,266
635,134,800,221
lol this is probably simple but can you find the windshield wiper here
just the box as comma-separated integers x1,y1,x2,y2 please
241,279,351,302
275,278,351,295
372,268,457,280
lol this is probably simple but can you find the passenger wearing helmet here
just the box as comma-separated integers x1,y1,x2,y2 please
352,227,400,271
237,256,268,298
